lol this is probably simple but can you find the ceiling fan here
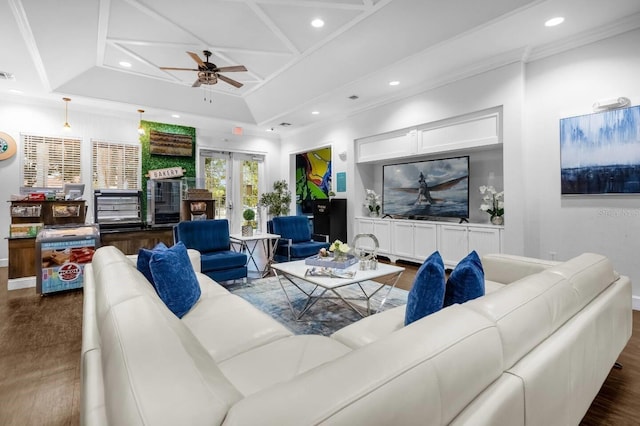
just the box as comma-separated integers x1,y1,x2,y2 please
160,50,247,88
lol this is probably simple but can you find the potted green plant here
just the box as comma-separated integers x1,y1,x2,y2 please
242,208,256,236
259,180,292,218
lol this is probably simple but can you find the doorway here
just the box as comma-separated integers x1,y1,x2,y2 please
200,150,264,233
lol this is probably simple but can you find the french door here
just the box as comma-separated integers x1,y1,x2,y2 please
200,150,264,233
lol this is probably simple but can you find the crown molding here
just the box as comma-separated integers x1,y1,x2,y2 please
526,12,640,63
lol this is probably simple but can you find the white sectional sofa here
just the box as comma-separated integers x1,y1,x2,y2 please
81,246,632,425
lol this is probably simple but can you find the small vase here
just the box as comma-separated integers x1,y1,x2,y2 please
369,211,379,217
333,252,347,262
490,216,504,225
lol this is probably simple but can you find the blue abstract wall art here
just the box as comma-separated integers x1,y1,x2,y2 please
560,105,640,195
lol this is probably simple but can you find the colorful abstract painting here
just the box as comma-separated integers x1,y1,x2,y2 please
296,147,332,213
560,105,640,194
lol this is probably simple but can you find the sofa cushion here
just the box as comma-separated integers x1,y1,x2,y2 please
219,335,352,396
444,250,484,307
182,293,293,362
288,240,331,258
201,250,247,271
150,242,202,318
136,242,167,285
332,305,406,349
405,251,445,325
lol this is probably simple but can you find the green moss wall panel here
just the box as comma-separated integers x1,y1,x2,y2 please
140,120,196,221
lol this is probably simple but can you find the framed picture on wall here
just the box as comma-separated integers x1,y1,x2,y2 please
149,130,193,157
560,105,640,195
296,147,332,214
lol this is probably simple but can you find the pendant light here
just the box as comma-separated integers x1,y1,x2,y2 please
62,97,71,130
137,109,145,135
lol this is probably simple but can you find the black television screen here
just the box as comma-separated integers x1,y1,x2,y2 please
382,156,469,219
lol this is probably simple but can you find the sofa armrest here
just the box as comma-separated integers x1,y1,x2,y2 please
331,305,406,349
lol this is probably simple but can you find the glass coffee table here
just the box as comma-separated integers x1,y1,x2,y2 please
271,260,404,320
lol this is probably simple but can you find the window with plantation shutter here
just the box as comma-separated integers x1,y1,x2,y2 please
22,134,82,187
92,140,141,189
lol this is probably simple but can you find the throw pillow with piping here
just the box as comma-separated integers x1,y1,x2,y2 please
405,251,446,326
149,242,201,318
443,250,484,307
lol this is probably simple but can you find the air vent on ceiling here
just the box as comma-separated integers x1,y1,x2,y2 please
279,122,292,127
0,71,16,80
348,95,359,100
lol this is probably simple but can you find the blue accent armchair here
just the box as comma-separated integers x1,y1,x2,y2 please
270,215,330,262
174,219,247,282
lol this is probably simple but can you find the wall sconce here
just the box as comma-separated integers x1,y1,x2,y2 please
137,109,145,135
62,97,71,130
592,97,630,112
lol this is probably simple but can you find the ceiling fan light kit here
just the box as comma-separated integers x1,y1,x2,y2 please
160,50,247,90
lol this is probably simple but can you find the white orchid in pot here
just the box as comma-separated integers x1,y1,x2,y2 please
364,189,381,217
479,185,504,225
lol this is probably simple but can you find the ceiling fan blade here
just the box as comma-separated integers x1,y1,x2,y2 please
187,51,205,67
160,67,199,71
192,79,202,88
217,74,243,88
215,65,247,73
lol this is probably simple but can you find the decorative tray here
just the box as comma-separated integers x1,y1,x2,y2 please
304,254,358,269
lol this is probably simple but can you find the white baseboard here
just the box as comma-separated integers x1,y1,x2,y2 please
633,295,640,311
8,276,36,291
0,258,7,268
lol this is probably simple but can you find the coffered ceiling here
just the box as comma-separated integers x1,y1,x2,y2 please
1,0,640,134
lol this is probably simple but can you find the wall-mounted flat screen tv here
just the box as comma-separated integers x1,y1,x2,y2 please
382,156,469,219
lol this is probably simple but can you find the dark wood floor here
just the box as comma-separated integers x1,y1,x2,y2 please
0,258,638,425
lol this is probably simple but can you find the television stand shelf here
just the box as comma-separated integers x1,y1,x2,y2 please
355,216,503,267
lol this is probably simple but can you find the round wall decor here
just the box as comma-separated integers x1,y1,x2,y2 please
0,132,17,160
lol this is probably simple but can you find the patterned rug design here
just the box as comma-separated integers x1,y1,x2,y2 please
226,276,408,336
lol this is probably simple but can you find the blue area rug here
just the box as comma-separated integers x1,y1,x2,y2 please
227,276,408,336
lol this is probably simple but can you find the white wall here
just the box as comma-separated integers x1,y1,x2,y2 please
282,28,640,306
0,96,281,263
281,61,525,255
524,28,640,303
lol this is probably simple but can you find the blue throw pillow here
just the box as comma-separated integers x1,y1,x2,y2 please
137,242,168,285
443,250,485,307
405,251,446,326
149,242,201,318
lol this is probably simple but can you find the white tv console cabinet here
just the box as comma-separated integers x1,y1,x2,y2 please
354,217,503,267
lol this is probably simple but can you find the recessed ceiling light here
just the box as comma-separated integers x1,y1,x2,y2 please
171,114,180,118
389,80,400,86
119,61,132,68
544,17,564,27
311,111,319,115
311,18,324,28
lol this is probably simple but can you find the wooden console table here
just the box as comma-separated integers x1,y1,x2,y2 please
7,227,175,279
